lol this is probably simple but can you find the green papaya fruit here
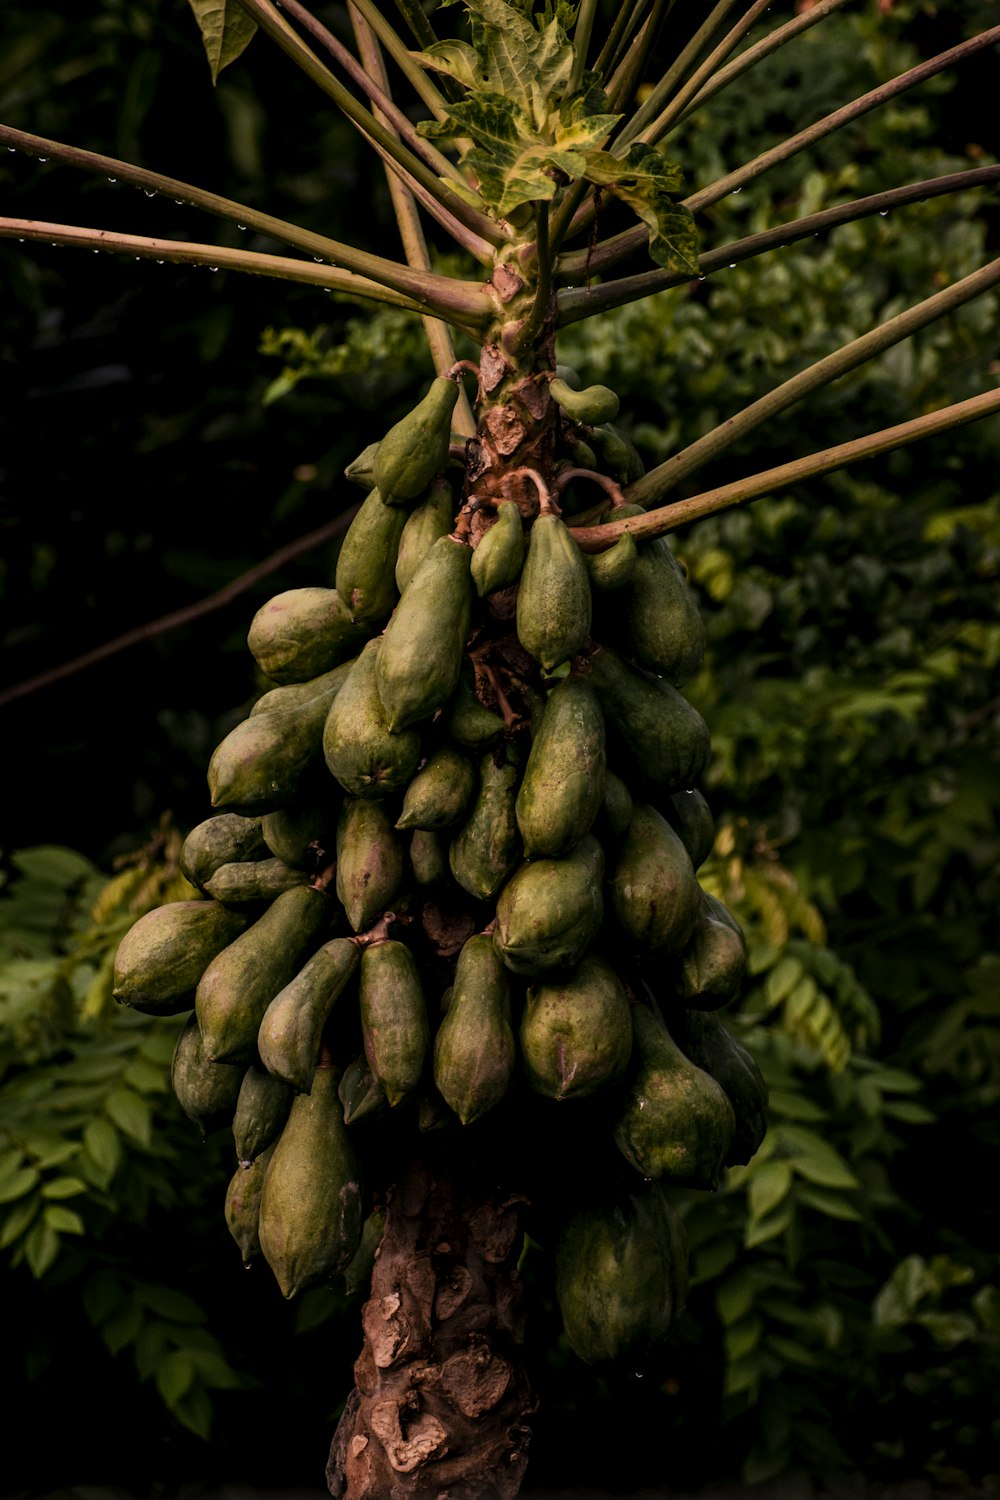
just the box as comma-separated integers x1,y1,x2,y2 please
449,743,523,902
409,828,449,889
471,500,525,598
180,814,268,891
601,771,634,840
233,1064,293,1167
261,784,339,869
195,885,333,1064
258,937,360,1092
395,475,454,593
585,531,638,591
323,639,422,799
669,1007,767,1168
359,940,430,1106
444,666,504,747
335,798,405,932
434,930,515,1128
250,659,355,718
433,933,515,1125
338,1051,389,1126
549,376,620,426
609,803,700,954
113,900,248,1014
494,836,604,976
203,857,305,905
345,439,380,489
335,488,407,624
520,953,632,1100
258,1063,363,1298
590,423,645,483
516,513,592,673
208,684,337,813
374,376,459,506
672,892,747,1011
225,1144,275,1266
171,1013,244,1137
344,1206,386,1298
566,438,597,470
554,364,583,391
664,788,715,870
613,1001,735,1188
555,1183,688,1365
586,645,711,793
396,747,476,831
248,588,366,685
609,536,706,684
376,535,472,731
515,678,606,859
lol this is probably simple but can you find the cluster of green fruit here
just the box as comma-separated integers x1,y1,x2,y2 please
111,367,766,1368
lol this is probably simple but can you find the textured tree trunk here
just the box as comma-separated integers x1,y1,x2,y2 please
327,1153,535,1500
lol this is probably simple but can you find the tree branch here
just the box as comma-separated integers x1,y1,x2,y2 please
569,389,1000,550
0,510,361,711
0,124,492,310
349,10,477,437
556,166,1000,321
346,0,451,121
615,0,740,152
592,0,652,80
559,23,1000,278
624,257,1000,509
0,218,491,328
233,0,505,247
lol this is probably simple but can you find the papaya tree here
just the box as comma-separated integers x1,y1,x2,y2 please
3,2,999,1496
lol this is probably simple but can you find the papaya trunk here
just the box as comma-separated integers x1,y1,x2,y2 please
327,1153,535,1500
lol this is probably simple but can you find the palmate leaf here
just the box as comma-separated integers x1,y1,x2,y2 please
420,90,617,216
186,0,257,85
583,141,700,276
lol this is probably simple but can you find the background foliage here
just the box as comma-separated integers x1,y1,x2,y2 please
2,0,998,1495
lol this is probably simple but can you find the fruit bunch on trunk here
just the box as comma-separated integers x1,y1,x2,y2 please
112,351,768,1373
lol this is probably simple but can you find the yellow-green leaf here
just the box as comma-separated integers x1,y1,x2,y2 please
186,0,257,85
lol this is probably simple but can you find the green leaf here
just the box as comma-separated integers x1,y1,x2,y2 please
791,1151,859,1191
717,1270,756,1327
744,1200,794,1249
917,1311,977,1349
880,1100,935,1124
796,1187,863,1222
726,1313,764,1362
0,1168,40,1205
138,1284,207,1324
583,141,698,275
103,1297,143,1355
123,1058,168,1094
186,0,257,85
766,1334,819,1367
43,1203,84,1234
84,1118,122,1184
174,1383,213,1440
764,955,804,1008
156,1351,196,1408
873,1255,931,1328
41,1175,88,1199
767,1088,826,1122
723,1353,760,1398
12,846,96,886
0,1192,40,1249
691,1234,739,1284
83,1270,123,1326
24,1219,60,1278
748,1160,793,1222
105,1087,152,1147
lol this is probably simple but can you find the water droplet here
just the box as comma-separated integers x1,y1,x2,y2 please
135,256,141,261
18,237,25,242
728,262,736,269
879,209,889,217
174,199,184,205
634,1370,644,1380
209,265,219,272
732,187,742,194
37,156,47,162
144,189,156,197
698,273,707,281
155,259,165,264
313,255,324,262
237,223,247,231
107,175,117,182
8,146,17,152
